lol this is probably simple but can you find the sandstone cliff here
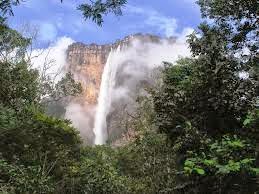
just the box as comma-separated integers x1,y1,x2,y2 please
66,33,176,144
67,43,110,105
66,33,175,105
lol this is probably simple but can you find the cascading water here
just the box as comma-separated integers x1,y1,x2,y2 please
93,46,121,145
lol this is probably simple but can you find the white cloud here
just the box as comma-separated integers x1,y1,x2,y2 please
30,36,75,81
125,5,194,38
145,14,178,37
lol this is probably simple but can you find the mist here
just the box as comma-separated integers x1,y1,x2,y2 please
30,37,75,82
30,32,192,144
91,35,192,144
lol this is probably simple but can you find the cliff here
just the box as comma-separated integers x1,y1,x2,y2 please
66,33,175,105
66,43,110,104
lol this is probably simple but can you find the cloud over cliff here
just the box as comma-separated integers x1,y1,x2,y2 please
29,33,193,144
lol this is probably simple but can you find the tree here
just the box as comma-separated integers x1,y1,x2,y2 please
0,23,82,109
197,0,259,97
0,0,20,16
78,0,127,26
0,0,127,26
183,134,259,193
0,16,83,193
0,21,31,61
117,132,177,193
151,1,258,193
197,0,258,53
153,44,255,137
0,23,39,111
0,104,82,193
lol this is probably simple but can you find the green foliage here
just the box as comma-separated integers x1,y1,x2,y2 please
150,1,258,193
0,0,20,17
0,0,127,26
0,159,55,193
0,20,83,193
153,55,254,137
197,0,259,103
182,135,258,193
60,133,178,194
243,108,259,127
67,156,130,194
0,24,82,110
0,61,40,110
117,132,177,193
184,135,258,176
242,108,259,146
0,22,30,59
44,100,67,118
78,0,127,26
0,104,82,192
197,0,258,52
45,72,83,102
61,145,146,194
0,106,81,160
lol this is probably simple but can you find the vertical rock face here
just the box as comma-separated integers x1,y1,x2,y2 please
67,43,111,105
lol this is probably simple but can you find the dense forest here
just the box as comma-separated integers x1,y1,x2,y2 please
0,0,258,193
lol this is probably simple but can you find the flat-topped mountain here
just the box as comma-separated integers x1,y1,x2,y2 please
66,33,176,105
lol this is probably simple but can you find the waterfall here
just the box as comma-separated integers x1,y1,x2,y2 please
93,46,121,145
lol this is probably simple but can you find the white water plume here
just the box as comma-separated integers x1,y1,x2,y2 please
93,46,121,145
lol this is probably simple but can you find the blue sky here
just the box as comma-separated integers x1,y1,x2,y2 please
8,0,201,48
